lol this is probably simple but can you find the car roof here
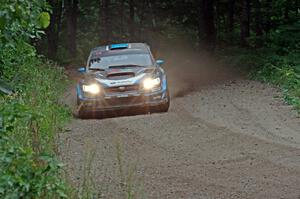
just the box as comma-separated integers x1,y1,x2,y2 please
90,43,151,59
91,43,149,53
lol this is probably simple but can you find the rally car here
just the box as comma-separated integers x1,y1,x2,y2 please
76,43,170,118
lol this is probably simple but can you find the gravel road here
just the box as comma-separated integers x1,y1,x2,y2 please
60,50,300,198
59,78,300,199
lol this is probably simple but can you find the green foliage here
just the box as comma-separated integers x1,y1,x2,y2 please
219,22,300,112
0,0,49,44
254,53,300,111
0,57,70,198
0,0,70,198
0,0,50,75
0,132,67,199
267,22,300,55
38,12,51,29
0,38,70,197
251,23,300,112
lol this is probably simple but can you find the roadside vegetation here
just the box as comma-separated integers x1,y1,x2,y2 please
0,1,70,198
219,21,300,112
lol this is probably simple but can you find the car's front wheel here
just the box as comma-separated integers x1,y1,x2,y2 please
77,108,89,119
152,91,170,113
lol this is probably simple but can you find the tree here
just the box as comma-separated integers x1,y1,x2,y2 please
38,0,300,61
99,0,111,43
66,0,78,56
199,0,216,50
264,0,272,33
228,0,235,33
129,0,135,41
119,0,126,37
46,0,63,59
254,0,263,37
240,0,250,46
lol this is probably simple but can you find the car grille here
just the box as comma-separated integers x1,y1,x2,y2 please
107,73,135,80
105,85,139,93
107,96,143,106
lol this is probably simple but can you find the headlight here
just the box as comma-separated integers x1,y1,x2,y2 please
143,77,161,90
82,83,100,94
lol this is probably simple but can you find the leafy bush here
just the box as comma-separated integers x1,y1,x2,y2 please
0,130,67,199
254,53,300,111
218,22,300,112
251,23,300,112
0,1,71,198
0,54,70,198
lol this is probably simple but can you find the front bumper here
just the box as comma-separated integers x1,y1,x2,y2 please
77,89,168,112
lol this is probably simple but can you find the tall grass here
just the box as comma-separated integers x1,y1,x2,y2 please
0,41,71,198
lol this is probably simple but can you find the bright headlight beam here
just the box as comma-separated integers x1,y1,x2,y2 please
143,78,161,90
82,84,100,94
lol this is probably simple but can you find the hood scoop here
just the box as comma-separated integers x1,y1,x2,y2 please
106,72,135,80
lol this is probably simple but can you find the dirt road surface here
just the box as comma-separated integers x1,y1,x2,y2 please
60,53,300,199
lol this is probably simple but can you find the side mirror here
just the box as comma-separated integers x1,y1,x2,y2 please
78,67,86,73
156,59,165,65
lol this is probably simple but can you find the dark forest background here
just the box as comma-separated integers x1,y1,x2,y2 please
38,0,299,64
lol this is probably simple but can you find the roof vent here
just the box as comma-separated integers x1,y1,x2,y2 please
109,43,129,50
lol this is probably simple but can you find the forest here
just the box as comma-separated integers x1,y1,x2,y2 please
0,0,299,198
38,0,299,56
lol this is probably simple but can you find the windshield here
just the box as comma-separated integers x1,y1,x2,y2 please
89,53,153,69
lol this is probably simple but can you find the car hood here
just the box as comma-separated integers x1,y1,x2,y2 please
87,67,157,87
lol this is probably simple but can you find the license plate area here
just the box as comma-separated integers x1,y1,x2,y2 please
107,96,143,106
117,94,129,98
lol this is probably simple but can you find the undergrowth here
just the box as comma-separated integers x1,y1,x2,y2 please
0,41,71,198
218,22,300,113
0,1,72,198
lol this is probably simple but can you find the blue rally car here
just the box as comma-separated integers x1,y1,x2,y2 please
76,43,170,118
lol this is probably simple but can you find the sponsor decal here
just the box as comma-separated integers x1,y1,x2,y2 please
110,80,133,86
119,86,126,91
96,73,146,86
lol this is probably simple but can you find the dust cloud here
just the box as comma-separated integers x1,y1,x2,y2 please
153,37,241,98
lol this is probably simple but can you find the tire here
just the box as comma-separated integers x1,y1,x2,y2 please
77,109,89,119
152,90,170,113
76,97,87,118
76,95,80,106
159,100,170,112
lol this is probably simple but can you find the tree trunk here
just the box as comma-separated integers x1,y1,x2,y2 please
137,0,147,41
228,0,235,33
102,0,110,42
264,0,272,33
149,0,157,30
215,0,221,44
199,0,216,51
46,0,63,59
66,0,78,56
254,0,263,37
240,0,250,47
129,0,135,41
98,0,102,41
119,0,125,37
